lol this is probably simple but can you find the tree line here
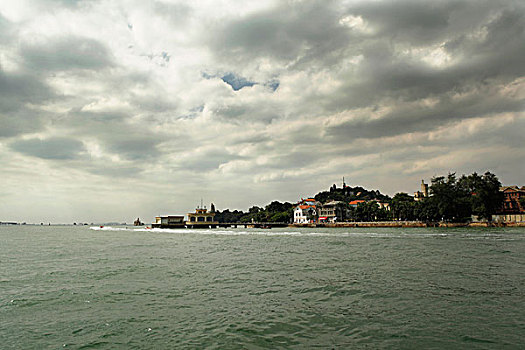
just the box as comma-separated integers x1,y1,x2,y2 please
213,171,503,223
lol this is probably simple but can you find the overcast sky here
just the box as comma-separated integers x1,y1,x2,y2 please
1,0,524,223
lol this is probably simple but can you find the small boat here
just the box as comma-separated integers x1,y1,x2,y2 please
260,225,271,229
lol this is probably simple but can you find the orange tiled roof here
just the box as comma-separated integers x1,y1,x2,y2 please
349,200,365,205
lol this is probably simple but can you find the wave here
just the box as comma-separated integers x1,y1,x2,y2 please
89,226,457,238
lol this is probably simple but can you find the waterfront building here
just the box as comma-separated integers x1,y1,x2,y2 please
293,198,319,224
294,205,317,224
499,186,525,213
318,200,345,223
186,206,219,228
152,215,185,228
489,186,525,224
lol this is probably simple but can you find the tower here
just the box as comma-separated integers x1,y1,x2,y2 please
421,180,429,197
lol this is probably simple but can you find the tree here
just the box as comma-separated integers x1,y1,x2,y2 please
430,173,471,222
458,171,502,221
414,198,439,222
391,193,416,220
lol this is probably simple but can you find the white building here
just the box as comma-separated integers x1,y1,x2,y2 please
294,205,317,224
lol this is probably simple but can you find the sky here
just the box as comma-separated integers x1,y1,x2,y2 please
0,0,524,223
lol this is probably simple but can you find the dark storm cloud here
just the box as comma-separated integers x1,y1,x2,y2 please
0,68,56,137
318,0,525,141
10,137,85,160
325,87,524,140
64,110,170,161
0,70,54,111
21,36,114,72
209,1,350,64
346,0,464,44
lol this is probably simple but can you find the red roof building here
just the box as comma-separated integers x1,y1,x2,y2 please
499,186,525,214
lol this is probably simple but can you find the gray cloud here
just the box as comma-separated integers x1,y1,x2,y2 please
21,36,114,72
10,137,85,160
325,86,524,140
0,68,56,137
208,1,350,65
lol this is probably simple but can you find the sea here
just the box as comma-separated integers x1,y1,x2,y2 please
1,225,524,349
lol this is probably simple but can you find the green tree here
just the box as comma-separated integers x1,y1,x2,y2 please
430,173,471,222
414,198,439,222
391,193,416,220
458,171,502,221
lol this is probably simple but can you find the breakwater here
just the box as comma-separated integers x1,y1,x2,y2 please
290,221,525,228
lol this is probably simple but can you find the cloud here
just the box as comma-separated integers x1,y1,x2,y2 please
10,137,85,160
21,36,114,72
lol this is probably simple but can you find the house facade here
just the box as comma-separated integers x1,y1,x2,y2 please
293,198,319,224
318,200,345,222
186,207,218,227
499,186,525,214
294,205,317,223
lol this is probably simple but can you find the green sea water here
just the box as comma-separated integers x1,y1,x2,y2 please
1,225,524,349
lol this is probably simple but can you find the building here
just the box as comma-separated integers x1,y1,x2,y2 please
186,206,218,228
373,200,391,211
318,200,345,223
293,198,319,223
491,186,525,224
499,186,525,213
414,180,429,201
152,215,185,228
349,200,366,208
294,205,317,224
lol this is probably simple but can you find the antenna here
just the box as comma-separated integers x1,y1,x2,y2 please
200,198,203,209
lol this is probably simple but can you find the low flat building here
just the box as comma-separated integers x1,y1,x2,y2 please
152,215,185,228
